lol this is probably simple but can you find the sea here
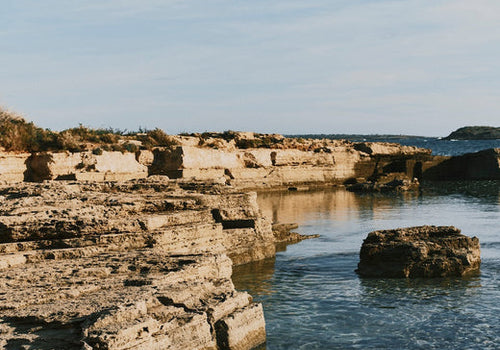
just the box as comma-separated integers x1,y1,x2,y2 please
232,138,500,350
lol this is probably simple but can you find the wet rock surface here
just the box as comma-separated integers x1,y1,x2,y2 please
356,226,481,278
272,223,319,244
0,179,271,349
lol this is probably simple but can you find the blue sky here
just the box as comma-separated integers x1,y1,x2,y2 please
1,0,499,136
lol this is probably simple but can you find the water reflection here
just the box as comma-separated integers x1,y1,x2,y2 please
232,258,276,297
257,189,422,226
421,180,500,204
257,190,360,224
234,187,500,349
359,275,482,308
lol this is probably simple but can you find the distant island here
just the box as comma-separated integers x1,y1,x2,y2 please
444,126,500,140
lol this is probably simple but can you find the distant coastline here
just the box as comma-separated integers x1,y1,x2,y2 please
443,126,500,140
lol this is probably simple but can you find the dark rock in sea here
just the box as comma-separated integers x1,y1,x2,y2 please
356,226,481,278
423,148,500,180
444,126,500,140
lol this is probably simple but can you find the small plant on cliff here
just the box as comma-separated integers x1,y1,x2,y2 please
123,142,139,153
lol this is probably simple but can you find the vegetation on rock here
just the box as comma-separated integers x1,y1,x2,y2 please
444,126,500,140
0,107,179,153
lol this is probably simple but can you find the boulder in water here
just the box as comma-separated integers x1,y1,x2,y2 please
356,226,481,278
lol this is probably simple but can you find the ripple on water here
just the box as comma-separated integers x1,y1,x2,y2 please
234,188,500,349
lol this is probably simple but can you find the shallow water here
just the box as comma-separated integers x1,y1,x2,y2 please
232,183,500,349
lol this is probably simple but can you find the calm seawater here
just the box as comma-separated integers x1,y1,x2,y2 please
232,140,500,349
233,184,500,349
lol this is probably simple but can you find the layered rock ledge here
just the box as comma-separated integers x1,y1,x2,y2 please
2,132,499,190
0,179,272,349
0,133,439,191
356,226,481,278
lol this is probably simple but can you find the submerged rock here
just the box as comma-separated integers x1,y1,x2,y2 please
346,178,419,193
272,223,320,244
356,226,481,278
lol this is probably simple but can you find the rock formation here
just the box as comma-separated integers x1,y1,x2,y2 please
142,135,437,192
356,226,481,278
0,133,441,191
0,179,270,349
7,132,498,189
422,148,500,180
0,130,497,348
0,152,29,183
272,223,319,244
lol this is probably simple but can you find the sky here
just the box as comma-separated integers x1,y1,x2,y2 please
1,0,500,136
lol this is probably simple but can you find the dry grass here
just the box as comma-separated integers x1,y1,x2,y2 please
0,107,180,153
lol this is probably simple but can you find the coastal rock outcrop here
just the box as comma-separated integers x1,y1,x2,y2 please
0,179,271,349
356,226,481,278
147,135,434,190
0,152,29,183
0,131,459,190
422,148,500,180
272,223,320,244
25,151,148,182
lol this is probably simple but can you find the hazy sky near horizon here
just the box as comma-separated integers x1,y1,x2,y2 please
1,1,500,136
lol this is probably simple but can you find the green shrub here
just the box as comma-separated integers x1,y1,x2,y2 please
0,107,58,152
140,128,179,148
123,142,139,153
0,107,176,153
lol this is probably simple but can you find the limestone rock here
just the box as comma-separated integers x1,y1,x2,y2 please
356,226,481,278
272,223,320,244
0,152,30,183
0,180,272,349
25,151,147,182
353,142,431,156
215,303,266,350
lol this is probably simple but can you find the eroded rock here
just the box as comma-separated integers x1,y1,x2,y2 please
272,223,319,244
0,179,273,349
356,226,481,278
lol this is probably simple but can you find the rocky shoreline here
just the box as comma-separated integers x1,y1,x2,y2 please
2,132,498,188
0,132,499,349
0,179,276,349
